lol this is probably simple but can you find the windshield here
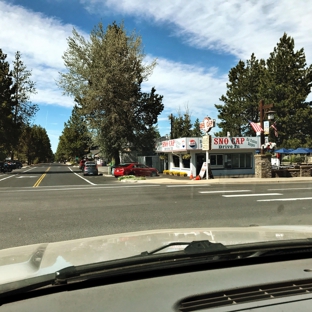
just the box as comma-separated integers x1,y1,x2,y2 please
1,0,312,289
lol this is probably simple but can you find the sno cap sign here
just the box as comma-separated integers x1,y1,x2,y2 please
200,117,214,133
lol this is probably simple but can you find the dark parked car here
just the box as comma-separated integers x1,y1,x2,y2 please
7,160,23,169
0,161,12,173
10,160,23,169
83,161,98,176
114,163,159,177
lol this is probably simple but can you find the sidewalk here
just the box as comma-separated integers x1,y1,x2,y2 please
96,166,312,185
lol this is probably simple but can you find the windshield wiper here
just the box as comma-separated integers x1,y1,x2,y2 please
54,240,228,283
0,240,228,303
140,240,227,256
54,238,312,283
2,238,312,304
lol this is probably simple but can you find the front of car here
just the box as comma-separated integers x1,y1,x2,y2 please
113,163,136,177
3,226,312,310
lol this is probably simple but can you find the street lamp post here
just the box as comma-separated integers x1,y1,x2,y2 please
259,100,274,155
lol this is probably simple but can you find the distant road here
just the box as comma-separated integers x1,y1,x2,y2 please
1,163,312,249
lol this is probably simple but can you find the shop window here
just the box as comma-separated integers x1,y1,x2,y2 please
172,155,180,167
232,154,240,168
210,154,223,167
246,153,252,167
182,158,190,168
224,153,252,169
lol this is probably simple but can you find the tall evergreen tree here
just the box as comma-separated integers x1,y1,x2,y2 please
10,51,38,158
58,22,164,164
55,104,91,161
215,54,265,136
259,33,312,147
191,118,202,136
170,108,193,138
17,125,53,164
0,49,15,153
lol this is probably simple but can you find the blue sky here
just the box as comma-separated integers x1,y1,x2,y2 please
1,0,312,152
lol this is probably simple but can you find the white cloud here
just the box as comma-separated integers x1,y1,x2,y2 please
0,1,84,107
143,57,227,119
2,0,312,147
83,0,312,63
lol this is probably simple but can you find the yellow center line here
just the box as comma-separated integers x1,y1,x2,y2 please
33,167,51,187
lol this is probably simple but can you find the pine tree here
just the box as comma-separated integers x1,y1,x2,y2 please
58,22,164,164
11,51,38,158
191,118,202,136
259,33,312,147
215,54,265,136
0,49,15,154
55,104,91,161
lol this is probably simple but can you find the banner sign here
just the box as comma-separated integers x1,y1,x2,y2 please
211,137,260,149
156,137,260,152
199,162,207,178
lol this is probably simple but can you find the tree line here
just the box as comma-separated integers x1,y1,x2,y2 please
56,25,312,163
215,33,312,148
0,49,53,163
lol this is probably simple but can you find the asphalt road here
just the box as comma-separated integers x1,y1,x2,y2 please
1,163,312,249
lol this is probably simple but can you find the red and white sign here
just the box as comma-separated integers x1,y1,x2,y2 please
200,117,214,133
211,137,260,149
188,139,196,148
156,137,260,152
199,162,207,178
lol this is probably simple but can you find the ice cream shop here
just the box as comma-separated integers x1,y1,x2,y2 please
156,136,261,177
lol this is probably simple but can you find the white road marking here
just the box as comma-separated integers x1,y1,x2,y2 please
167,185,211,187
22,167,37,173
268,187,312,191
200,190,251,194
222,193,282,197
0,185,160,193
0,175,15,182
0,167,37,181
16,176,38,178
258,197,312,202
68,167,96,185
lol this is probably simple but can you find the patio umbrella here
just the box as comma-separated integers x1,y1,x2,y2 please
275,148,292,154
289,148,310,154
289,148,310,164
274,148,293,166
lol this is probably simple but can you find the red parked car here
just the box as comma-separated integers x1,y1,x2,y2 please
114,163,159,178
79,159,86,171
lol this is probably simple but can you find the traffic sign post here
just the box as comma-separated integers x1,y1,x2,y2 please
200,116,215,180
202,134,212,180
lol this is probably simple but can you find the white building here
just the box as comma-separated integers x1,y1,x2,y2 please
156,136,261,177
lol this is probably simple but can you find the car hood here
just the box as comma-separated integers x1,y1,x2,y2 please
2,225,312,285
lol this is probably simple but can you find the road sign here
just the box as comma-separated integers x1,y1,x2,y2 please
200,117,214,133
202,135,211,151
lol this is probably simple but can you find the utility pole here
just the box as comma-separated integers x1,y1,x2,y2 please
259,100,274,154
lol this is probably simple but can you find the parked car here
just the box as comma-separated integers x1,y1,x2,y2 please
79,159,86,171
83,161,98,176
7,160,23,169
0,161,12,173
114,163,159,177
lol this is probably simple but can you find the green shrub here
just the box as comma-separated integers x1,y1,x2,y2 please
118,175,146,181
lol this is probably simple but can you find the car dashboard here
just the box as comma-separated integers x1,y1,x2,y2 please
2,257,312,312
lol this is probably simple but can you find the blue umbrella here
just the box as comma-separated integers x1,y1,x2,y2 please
275,148,292,154
289,147,311,164
289,148,310,154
